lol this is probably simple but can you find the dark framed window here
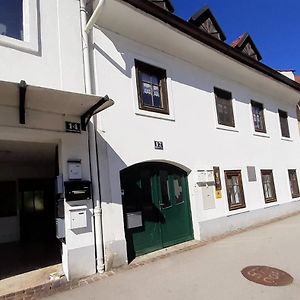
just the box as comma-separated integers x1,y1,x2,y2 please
0,181,17,217
288,169,300,198
278,110,290,138
224,170,246,210
0,0,23,40
251,100,266,133
135,60,169,114
261,170,277,203
214,87,235,127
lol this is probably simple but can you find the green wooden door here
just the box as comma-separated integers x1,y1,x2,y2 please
121,163,193,261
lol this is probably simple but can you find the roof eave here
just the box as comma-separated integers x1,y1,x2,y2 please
120,0,300,93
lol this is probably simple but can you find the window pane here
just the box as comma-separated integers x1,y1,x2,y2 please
0,0,23,40
225,171,245,210
173,175,184,204
160,171,171,208
34,191,44,212
153,85,162,108
279,110,290,138
289,170,300,197
141,72,152,83
135,60,169,114
142,82,153,106
214,88,234,127
261,170,276,202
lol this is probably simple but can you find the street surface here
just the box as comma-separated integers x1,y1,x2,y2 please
47,214,300,300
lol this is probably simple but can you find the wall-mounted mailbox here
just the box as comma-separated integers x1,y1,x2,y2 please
70,208,87,229
64,181,91,202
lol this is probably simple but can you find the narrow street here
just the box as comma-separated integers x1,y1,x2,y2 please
47,213,300,300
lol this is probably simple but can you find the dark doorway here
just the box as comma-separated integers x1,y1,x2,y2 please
0,141,61,280
121,162,193,262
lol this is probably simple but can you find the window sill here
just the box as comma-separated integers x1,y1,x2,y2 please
264,203,279,209
216,124,239,133
253,132,270,138
281,137,293,142
0,34,38,54
135,110,175,121
226,208,249,217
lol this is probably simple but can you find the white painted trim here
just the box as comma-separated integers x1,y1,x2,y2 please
281,136,293,142
216,124,239,133
253,132,270,138
0,0,39,53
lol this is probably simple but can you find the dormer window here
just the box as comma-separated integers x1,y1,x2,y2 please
231,33,262,61
0,0,23,40
189,6,226,41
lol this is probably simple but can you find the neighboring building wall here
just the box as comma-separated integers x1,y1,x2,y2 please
93,28,300,267
0,0,85,93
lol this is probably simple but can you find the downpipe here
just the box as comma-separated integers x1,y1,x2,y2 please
80,0,106,273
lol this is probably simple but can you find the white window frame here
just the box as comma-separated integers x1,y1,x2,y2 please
0,0,38,53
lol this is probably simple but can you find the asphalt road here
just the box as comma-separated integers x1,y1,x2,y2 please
47,214,300,300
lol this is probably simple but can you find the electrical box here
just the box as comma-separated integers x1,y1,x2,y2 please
70,208,87,229
64,181,91,202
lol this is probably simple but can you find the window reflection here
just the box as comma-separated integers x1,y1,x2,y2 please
0,0,23,40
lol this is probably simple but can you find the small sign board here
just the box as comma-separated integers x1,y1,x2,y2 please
213,166,222,190
126,212,143,229
215,190,222,199
65,121,81,133
154,141,164,150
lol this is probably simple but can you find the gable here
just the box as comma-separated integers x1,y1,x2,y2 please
188,6,226,41
231,33,262,61
148,0,174,13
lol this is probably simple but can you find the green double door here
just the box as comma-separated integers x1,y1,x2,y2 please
121,163,193,260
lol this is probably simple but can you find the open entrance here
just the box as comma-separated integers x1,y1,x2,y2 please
121,162,193,262
0,140,61,280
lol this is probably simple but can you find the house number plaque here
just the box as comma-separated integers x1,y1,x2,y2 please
154,141,164,150
65,122,81,133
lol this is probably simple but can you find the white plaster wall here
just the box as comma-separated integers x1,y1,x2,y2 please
0,0,85,93
0,105,96,279
93,28,300,265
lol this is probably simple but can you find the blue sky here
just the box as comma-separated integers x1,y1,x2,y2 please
172,0,299,75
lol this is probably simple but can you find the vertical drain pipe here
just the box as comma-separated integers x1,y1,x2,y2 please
80,0,105,273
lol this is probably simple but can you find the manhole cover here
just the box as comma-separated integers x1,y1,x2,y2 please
241,266,293,286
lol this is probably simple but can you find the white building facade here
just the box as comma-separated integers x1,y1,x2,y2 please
0,0,300,282
90,0,300,268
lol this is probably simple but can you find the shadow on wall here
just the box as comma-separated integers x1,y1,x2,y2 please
93,29,297,120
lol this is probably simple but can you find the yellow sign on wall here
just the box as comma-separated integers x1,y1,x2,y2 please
215,190,222,199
